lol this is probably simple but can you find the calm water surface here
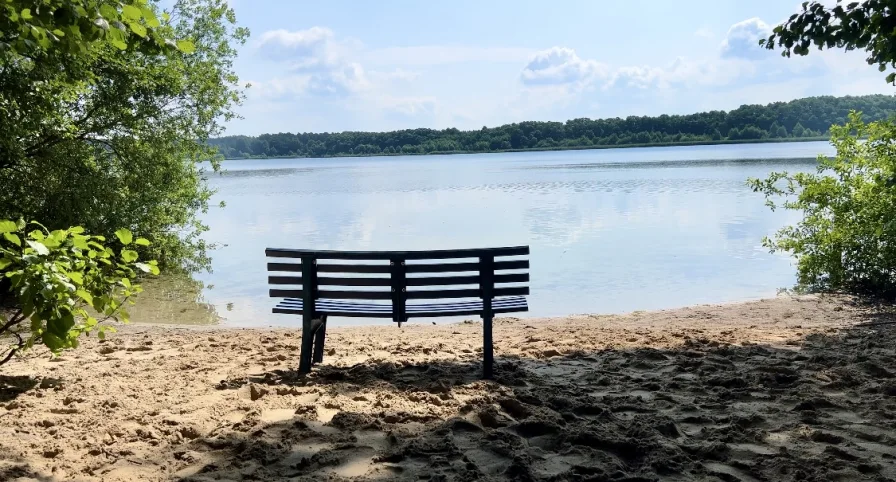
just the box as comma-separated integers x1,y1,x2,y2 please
138,141,836,327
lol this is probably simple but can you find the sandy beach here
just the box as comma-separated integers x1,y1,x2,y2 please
2,294,896,481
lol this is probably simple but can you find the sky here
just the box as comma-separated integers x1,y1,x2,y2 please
217,0,892,136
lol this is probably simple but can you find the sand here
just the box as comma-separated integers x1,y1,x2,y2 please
2,294,896,481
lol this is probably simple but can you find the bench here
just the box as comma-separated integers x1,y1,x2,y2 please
265,246,530,378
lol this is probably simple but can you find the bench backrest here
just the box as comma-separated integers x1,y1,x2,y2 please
266,246,529,322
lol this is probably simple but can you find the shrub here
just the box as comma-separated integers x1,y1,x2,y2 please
749,112,896,297
0,221,158,366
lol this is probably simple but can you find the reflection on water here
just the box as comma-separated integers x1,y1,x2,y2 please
149,141,835,327
130,275,219,325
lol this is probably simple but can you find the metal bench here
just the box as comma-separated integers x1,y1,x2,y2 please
265,246,530,378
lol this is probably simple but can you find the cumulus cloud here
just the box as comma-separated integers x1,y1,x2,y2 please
520,47,608,86
720,17,772,60
257,27,337,65
255,27,373,97
246,75,310,100
307,62,369,97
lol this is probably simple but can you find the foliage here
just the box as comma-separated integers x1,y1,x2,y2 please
1,0,194,58
748,112,896,297
209,95,893,159
0,221,158,366
761,1,896,84
0,0,248,272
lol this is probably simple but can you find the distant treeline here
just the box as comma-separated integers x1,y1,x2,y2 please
210,95,896,159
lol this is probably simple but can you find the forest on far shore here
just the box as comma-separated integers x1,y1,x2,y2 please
209,94,895,159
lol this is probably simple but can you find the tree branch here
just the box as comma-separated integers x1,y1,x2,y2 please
0,332,24,367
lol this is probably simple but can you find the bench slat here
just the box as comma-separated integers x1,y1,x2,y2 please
267,262,302,272
403,273,529,286
317,264,391,274
268,276,303,285
317,277,391,286
317,290,393,300
274,297,527,318
265,246,529,260
405,286,529,300
404,260,528,273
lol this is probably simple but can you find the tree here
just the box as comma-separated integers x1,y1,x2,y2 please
761,1,896,84
208,95,896,158
749,113,896,297
0,0,248,272
792,122,806,138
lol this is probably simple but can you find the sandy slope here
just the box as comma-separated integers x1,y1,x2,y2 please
2,294,896,481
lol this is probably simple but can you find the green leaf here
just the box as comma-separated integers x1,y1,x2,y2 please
26,240,49,256
0,258,12,270
129,21,147,38
134,238,151,246
68,272,84,284
99,4,118,20
122,4,142,20
176,40,196,54
72,236,89,250
135,262,159,275
121,278,131,288
121,249,139,262
0,220,17,233
75,289,93,305
69,226,85,234
140,7,161,28
3,232,21,246
43,332,65,351
114,228,133,245
20,8,32,20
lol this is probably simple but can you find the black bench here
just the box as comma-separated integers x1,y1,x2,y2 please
265,246,530,378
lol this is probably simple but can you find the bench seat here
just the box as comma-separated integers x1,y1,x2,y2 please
274,296,528,318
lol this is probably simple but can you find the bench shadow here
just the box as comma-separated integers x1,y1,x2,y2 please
171,309,896,482
0,459,53,482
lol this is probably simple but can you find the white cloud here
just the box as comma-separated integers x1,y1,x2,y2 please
246,75,310,100
255,27,371,98
257,27,336,64
307,62,370,97
520,47,609,86
720,17,772,60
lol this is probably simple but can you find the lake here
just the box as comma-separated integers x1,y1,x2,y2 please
134,141,836,327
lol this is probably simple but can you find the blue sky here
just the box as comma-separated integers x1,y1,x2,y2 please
220,0,891,135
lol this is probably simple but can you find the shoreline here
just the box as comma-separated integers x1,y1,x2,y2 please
217,137,830,161
3,294,896,481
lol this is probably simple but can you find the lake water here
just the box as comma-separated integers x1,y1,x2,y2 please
136,141,836,327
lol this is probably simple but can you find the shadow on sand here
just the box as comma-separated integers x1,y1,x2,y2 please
164,308,896,482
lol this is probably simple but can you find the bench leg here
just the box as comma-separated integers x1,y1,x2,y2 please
483,312,494,379
299,313,315,374
313,315,328,364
